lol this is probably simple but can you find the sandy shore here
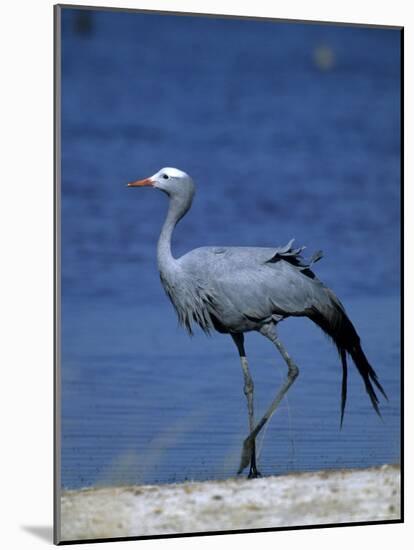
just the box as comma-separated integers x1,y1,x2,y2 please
59,464,400,542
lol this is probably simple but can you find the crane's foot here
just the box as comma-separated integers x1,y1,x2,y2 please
248,465,262,479
238,435,254,474
247,445,262,478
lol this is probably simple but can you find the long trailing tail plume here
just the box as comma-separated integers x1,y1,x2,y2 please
308,291,388,426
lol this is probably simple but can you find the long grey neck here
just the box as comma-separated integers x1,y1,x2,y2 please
157,195,189,275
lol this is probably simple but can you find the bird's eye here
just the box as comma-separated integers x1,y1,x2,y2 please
162,174,169,180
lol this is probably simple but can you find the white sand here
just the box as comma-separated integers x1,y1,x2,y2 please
60,464,400,542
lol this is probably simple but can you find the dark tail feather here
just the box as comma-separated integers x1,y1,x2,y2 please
349,343,388,412
308,300,387,423
339,348,348,428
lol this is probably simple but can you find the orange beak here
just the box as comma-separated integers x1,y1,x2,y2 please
127,177,154,188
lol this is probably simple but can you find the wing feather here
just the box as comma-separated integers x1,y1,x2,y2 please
177,240,329,330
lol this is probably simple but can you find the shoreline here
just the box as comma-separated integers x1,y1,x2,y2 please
60,464,400,542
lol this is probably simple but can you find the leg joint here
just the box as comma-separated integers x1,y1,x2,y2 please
289,364,299,379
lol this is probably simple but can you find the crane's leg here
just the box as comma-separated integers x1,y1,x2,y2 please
238,323,299,474
231,333,261,478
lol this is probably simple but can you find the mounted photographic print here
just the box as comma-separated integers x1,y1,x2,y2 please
54,4,403,544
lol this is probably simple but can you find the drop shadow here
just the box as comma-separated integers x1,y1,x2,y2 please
21,525,53,543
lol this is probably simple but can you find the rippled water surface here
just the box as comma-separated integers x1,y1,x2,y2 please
59,8,401,489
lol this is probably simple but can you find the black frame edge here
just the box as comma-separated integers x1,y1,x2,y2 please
399,27,404,524
58,518,403,545
53,3,62,546
55,3,403,30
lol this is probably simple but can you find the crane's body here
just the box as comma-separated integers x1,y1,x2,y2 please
128,167,387,478
164,243,330,334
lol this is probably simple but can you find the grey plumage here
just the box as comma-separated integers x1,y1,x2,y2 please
128,166,387,478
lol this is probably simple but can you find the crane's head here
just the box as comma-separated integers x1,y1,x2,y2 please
128,167,195,205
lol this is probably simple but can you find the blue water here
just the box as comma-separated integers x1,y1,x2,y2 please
59,8,401,489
